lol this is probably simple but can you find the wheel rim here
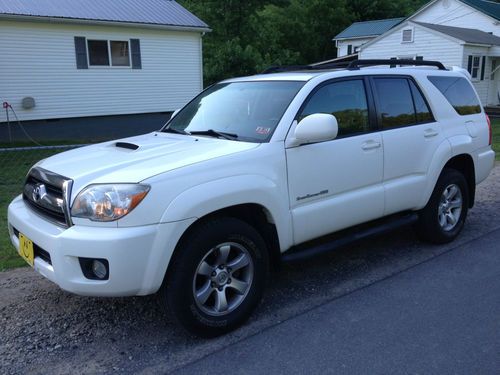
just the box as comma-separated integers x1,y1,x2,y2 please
192,242,254,317
438,183,463,232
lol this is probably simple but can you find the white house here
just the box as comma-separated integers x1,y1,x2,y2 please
357,0,500,107
333,18,404,58
0,0,209,139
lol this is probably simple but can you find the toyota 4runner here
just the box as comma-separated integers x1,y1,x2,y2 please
8,60,495,336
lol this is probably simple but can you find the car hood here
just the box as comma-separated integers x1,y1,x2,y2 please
37,132,259,195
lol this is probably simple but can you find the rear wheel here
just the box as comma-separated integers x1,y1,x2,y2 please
416,168,469,244
160,217,269,337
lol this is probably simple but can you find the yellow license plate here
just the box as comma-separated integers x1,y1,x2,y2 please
19,233,34,267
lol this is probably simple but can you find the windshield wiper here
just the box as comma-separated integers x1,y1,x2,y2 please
162,127,191,135
189,129,238,140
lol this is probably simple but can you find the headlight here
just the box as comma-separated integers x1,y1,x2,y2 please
71,184,150,221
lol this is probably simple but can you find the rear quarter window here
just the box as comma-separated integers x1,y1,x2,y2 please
428,76,481,116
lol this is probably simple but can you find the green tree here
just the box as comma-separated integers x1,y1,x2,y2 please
179,0,430,85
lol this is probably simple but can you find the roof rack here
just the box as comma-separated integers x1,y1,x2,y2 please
261,59,447,75
347,59,447,70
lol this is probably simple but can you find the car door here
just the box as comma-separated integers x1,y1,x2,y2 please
370,76,445,215
286,77,385,245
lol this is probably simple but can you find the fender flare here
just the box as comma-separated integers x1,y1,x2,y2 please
418,135,474,208
160,174,294,251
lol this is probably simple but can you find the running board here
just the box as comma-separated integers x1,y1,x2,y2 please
281,213,419,263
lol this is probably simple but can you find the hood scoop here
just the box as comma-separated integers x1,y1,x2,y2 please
115,142,139,150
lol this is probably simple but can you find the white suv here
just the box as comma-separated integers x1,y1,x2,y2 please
8,60,495,336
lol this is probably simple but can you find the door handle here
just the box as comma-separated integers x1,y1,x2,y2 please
361,140,381,151
424,129,439,138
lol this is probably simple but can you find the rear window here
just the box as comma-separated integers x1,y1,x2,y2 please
428,76,481,115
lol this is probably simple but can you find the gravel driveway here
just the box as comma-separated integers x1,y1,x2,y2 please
1,166,499,375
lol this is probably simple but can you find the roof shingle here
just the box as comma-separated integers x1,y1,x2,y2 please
0,0,209,30
461,0,500,21
416,21,500,46
334,17,405,40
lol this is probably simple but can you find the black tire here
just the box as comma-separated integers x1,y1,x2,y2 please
416,168,469,244
159,217,269,337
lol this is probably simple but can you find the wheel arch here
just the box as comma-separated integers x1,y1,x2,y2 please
166,203,282,278
443,154,476,208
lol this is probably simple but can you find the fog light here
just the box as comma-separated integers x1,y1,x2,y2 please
92,260,107,279
79,257,109,280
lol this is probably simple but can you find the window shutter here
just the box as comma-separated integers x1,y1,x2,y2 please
480,56,486,80
467,55,473,73
74,37,88,69
390,57,397,68
347,45,352,55
130,39,142,69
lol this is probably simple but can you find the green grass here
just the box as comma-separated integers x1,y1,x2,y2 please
491,118,500,161
0,148,68,271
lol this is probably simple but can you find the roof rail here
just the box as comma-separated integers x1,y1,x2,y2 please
261,61,350,74
347,59,447,70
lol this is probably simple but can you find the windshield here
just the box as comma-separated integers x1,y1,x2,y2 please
163,81,305,142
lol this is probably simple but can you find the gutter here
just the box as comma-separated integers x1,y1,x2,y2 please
0,14,212,33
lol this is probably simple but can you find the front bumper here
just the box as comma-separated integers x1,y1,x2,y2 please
7,195,195,297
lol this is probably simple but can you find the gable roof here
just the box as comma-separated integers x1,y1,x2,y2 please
0,0,209,31
416,21,500,45
460,0,500,21
334,17,405,39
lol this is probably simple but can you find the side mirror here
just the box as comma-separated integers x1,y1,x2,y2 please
293,113,338,145
171,108,181,118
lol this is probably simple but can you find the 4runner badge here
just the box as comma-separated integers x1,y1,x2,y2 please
296,190,329,201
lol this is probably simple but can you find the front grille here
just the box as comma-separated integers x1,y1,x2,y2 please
22,167,73,227
13,227,52,265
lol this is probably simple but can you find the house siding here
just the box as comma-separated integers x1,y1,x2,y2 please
336,37,373,57
412,0,498,35
463,45,491,105
0,20,203,122
359,24,463,67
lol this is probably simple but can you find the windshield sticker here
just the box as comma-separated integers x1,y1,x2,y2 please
256,127,271,135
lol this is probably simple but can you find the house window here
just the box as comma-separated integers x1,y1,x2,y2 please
110,41,130,66
471,56,480,79
467,55,486,81
87,40,131,67
354,46,360,53
402,28,413,43
88,40,110,66
347,45,353,55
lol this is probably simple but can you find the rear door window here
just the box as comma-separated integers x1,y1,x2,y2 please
428,76,481,115
372,77,416,129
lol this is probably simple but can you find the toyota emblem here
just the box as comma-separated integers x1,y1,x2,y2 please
32,183,47,202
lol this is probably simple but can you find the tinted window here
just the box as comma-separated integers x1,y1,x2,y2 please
299,80,369,137
428,76,481,115
409,80,433,123
373,78,415,128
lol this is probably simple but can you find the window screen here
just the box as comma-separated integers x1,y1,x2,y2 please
87,40,109,66
299,79,369,137
402,29,413,42
428,76,481,115
373,78,416,128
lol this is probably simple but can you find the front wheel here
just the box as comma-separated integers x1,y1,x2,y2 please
416,168,469,244
160,217,269,337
